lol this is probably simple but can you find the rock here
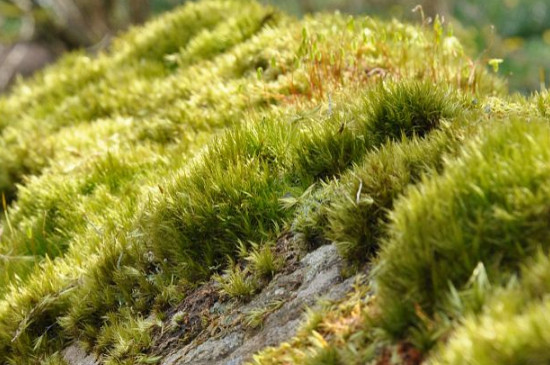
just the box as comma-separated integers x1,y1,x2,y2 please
62,344,99,365
163,332,244,365
160,243,353,365
62,242,356,365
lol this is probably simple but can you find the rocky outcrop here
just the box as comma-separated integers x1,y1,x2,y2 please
62,242,356,365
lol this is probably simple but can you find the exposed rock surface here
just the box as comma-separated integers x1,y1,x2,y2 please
62,344,99,365
160,243,354,365
63,242,355,365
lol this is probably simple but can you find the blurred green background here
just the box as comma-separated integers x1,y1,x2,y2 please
0,0,549,93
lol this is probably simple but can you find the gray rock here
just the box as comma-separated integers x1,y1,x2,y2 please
161,243,352,365
63,243,357,365
62,344,99,365
181,332,244,363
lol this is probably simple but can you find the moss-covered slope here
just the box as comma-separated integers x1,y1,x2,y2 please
0,0,548,364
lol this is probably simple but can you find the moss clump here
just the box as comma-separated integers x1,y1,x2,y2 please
327,129,458,262
373,118,550,342
431,250,550,365
365,81,462,143
0,0,532,363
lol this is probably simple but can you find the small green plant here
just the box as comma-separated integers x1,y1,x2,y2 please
288,183,332,249
293,111,372,181
247,243,283,279
94,308,160,365
170,311,187,330
304,345,341,365
40,352,69,365
488,58,503,73
249,279,373,365
245,299,285,329
299,305,331,336
214,261,257,301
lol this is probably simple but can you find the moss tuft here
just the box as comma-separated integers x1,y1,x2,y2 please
373,118,550,342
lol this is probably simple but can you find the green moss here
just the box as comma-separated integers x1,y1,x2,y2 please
373,118,550,343
365,81,463,143
0,0,289,203
247,243,283,279
249,280,374,365
214,263,257,301
288,184,334,249
0,0,520,362
40,352,69,365
327,129,459,262
94,308,159,365
431,251,550,365
293,109,372,181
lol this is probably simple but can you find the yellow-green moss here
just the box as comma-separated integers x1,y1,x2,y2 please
0,0,537,363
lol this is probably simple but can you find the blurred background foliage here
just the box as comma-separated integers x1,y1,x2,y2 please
0,0,548,93
0,0,180,46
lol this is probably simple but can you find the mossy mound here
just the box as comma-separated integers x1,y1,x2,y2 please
0,0,548,364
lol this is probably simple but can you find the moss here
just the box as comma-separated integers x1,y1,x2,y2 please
327,129,459,262
0,0,528,362
430,251,550,365
373,118,550,344
249,280,375,365
365,81,463,143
